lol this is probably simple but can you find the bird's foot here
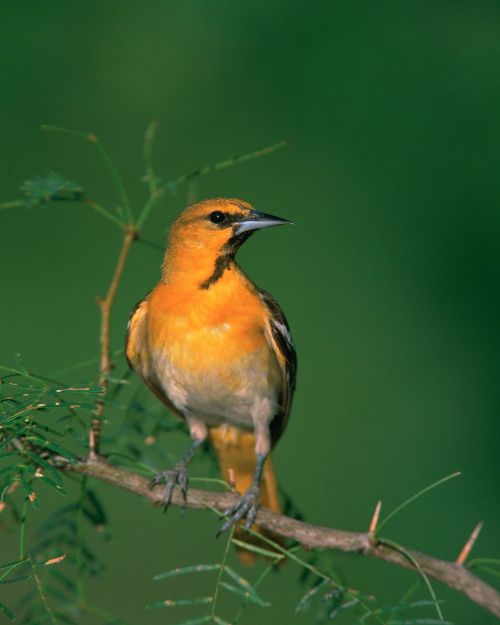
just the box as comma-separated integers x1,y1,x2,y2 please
150,463,189,510
217,485,260,536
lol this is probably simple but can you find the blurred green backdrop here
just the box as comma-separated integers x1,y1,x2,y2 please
1,1,499,624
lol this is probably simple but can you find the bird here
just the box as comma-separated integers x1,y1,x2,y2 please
126,198,296,538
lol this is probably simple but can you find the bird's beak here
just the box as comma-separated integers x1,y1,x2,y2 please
234,210,294,235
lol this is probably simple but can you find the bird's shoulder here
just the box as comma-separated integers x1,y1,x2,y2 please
256,288,296,373
125,296,149,368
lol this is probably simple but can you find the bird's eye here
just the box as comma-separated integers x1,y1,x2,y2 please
208,210,226,225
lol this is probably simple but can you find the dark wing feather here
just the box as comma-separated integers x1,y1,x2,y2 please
257,288,297,445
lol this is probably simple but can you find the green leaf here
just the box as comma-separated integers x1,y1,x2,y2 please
0,465,16,477
0,600,15,621
0,558,26,572
231,538,284,561
0,397,34,425
213,617,232,625
388,620,454,625
223,566,255,593
20,171,84,206
33,422,66,437
0,574,30,584
153,563,220,581
146,596,213,609
475,564,500,578
388,600,445,614
83,489,107,527
25,450,64,486
329,598,359,619
0,451,19,461
169,617,211,625
48,569,75,592
224,566,269,606
36,474,66,495
295,579,331,613
45,583,74,603
27,437,78,463
364,599,444,620
19,477,39,508
219,581,270,607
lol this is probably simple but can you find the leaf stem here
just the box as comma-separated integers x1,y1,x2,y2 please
76,477,87,606
90,135,133,224
379,537,445,621
376,472,461,535
136,190,164,230
19,495,28,560
85,198,125,230
210,526,235,620
0,200,24,211
41,124,133,224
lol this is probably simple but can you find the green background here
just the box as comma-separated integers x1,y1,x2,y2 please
1,2,499,624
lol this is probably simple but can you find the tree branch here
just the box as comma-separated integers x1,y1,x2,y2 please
90,226,137,457
63,457,500,618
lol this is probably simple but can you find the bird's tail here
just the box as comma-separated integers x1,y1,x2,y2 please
209,425,281,565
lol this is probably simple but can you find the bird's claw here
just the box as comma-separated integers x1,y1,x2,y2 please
217,486,260,536
150,463,189,511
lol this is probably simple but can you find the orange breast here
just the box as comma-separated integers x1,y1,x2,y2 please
143,272,282,427
146,273,269,373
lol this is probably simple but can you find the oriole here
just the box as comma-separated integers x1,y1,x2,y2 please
126,198,296,538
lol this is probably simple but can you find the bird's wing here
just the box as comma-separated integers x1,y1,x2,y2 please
125,297,184,419
257,288,297,444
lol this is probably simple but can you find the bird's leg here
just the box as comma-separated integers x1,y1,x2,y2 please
150,418,206,510
218,422,271,535
217,453,267,535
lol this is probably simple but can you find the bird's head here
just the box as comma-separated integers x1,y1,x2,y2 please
169,198,291,251
163,198,292,287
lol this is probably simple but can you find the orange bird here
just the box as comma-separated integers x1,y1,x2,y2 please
126,198,296,534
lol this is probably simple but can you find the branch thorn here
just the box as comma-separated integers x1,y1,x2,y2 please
456,521,483,565
227,467,236,490
368,500,382,544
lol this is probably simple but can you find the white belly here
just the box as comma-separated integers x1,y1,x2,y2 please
151,347,281,430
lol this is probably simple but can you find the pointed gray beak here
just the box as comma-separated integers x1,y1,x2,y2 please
234,210,294,235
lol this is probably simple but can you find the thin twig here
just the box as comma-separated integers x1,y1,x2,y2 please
90,226,137,457
30,557,58,625
143,118,160,196
164,140,288,191
59,458,500,618
135,119,164,230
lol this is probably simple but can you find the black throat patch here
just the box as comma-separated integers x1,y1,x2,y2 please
200,231,252,289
